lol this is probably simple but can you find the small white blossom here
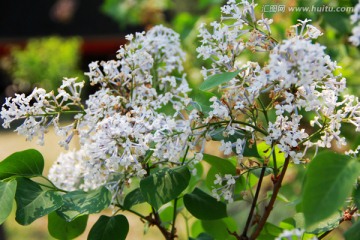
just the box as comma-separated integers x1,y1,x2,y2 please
350,1,360,46
212,173,237,203
219,140,233,155
1,78,84,145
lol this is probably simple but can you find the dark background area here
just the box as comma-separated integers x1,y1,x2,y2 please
0,0,143,109
0,0,122,37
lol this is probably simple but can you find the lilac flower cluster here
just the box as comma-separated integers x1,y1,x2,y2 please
2,1,360,206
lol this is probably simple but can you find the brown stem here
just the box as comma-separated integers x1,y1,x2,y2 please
249,157,290,240
241,165,268,238
147,208,171,239
227,229,243,240
121,203,171,239
318,207,358,239
169,198,178,240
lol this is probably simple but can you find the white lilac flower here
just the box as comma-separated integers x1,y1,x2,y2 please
224,61,264,114
197,0,274,78
346,145,360,157
350,1,360,46
1,78,84,145
214,174,222,185
84,25,190,113
235,138,245,155
261,37,336,91
1,25,193,196
212,173,237,203
306,25,323,39
116,25,190,110
48,149,87,191
208,97,230,120
265,115,308,164
219,140,233,155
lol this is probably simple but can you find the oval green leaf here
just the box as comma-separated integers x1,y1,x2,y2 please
302,152,360,228
57,186,111,221
123,188,145,210
15,177,63,225
48,212,88,240
199,70,241,91
0,149,44,180
88,215,129,240
184,188,227,220
0,180,17,224
140,165,190,210
202,154,236,175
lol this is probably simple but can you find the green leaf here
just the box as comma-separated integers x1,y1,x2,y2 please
205,167,221,190
48,212,88,240
353,185,360,209
294,211,342,234
0,149,44,180
140,166,190,210
123,188,145,210
307,211,341,234
184,188,227,220
257,223,283,240
257,142,285,167
158,203,174,224
201,218,237,240
191,220,205,238
187,162,204,191
279,218,296,230
202,154,236,174
188,90,217,115
57,186,111,221
203,154,243,194
88,215,129,240
344,219,360,240
199,70,241,91
250,168,273,178
15,178,63,225
243,138,261,158
302,152,360,228
0,180,17,224
190,232,214,240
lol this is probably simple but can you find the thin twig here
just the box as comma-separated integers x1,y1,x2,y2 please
170,198,178,239
116,203,171,239
249,157,290,240
151,207,171,239
241,164,267,238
